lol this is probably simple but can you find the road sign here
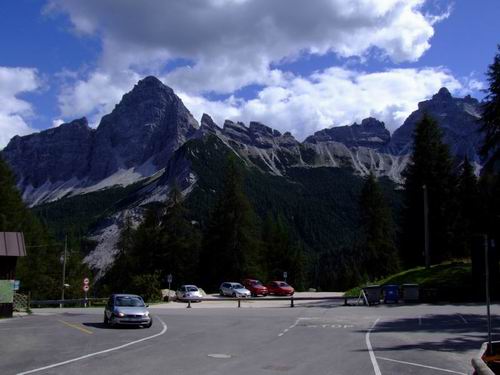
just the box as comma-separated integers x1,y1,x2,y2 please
283,271,288,279
167,274,173,284
83,285,89,292
83,277,89,285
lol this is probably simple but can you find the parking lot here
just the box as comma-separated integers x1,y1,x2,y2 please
1,301,498,375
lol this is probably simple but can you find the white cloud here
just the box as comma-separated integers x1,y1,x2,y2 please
58,70,141,127
0,67,40,148
47,0,457,137
182,66,462,140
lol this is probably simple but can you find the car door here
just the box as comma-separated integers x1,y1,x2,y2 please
222,283,231,296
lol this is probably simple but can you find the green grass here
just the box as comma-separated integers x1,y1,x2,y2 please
345,260,473,302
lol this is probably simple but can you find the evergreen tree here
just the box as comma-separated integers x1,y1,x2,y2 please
400,114,457,266
159,187,201,284
201,155,261,290
261,214,306,290
481,45,500,171
455,158,480,257
358,173,399,278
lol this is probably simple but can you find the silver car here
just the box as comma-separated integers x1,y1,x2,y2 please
176,285,203,302
104,294,152,328
219,282,251,297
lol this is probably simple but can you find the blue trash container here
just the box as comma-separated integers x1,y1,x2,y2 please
383,284,399,303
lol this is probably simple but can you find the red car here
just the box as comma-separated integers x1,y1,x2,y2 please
267,281,295,296
242,279,269,296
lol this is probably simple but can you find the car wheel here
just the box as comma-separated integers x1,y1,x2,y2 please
145,320,153,328
251,293,257,297
220,290,224,296
104,314,109,326
232,292,236,297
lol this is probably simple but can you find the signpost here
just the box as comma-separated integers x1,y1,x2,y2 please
283,271,288,283
12,280,20,291
83,277,90,307
167,274,173,302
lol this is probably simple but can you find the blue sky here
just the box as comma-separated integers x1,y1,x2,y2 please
1,0,499,147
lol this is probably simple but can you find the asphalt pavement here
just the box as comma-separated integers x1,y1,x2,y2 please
0,302,498,375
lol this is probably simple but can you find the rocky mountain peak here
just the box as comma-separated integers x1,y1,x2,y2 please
433,87,453,101
304,117,390,149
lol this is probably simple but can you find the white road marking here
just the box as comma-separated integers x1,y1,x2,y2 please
457,314,467,324
365,318,382,375
277,317,305,337
207,354,232,359
16,317,167,375
376,356,467,374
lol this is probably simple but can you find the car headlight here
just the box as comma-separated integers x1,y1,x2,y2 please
144,311,149,316
117,312,125,317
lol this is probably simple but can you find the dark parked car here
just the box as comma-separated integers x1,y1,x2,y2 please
104,294,152,328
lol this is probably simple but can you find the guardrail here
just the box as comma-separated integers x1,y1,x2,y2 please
181,295,361,308
30,298,108,307
30,296,360,308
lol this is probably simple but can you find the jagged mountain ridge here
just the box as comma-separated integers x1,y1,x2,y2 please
2,76,485,275
2,76,484,208
2,76,199,205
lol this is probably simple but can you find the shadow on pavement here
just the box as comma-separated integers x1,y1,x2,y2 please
356,313,500,353
82,322,143,330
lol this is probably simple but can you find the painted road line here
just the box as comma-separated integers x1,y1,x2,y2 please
376,356,467,375
365,318,382,375
278,317,306,337
16,317,167,375
58,320,93,335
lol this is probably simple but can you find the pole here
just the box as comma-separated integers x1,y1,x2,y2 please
485,234,493,355
60,235,67,308
423,185,430,269
167,281,171,303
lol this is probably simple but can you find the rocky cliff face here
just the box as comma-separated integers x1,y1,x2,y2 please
390,87,484,162
306,117,390,149
2,76,198,205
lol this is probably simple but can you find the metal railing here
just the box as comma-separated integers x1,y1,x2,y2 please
29,296,360,308
181,295,360,308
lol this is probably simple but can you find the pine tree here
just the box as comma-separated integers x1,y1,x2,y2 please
400,114,457,266
262,214,306,290
455,158,480,257
201,155,261,290
159,186,201,284
481,45,500,171
358,173,399,278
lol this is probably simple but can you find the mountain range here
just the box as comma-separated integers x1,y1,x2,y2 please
1,76,485,275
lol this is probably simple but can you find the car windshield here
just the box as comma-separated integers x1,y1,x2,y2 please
233,284,244,289
252,281,262,286
115,296,145,307
187,287,198,292
279,282,289,287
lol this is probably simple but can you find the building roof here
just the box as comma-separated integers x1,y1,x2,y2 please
0,232,27,257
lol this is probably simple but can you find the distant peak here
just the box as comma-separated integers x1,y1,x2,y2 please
138,75,164,86
360,117,385,129
433,87,452,100
201,113,219,129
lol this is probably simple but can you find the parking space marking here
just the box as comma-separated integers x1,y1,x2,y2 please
58,320,93,335
278,317,307,337
16,317,167,375
365,318,382,375
376,356,467,374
